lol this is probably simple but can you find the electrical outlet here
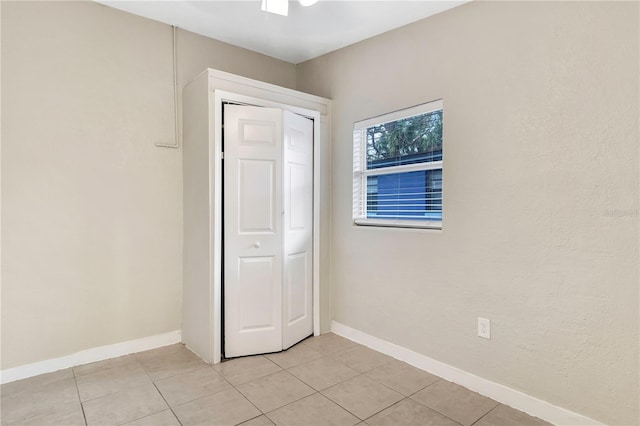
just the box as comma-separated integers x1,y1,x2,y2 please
478,317,491,339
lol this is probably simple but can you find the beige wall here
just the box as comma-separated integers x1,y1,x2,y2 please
0,0,296,369
2,1,638,424
296,2,639,425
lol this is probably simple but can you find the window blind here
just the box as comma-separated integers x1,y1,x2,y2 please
352,100,443,229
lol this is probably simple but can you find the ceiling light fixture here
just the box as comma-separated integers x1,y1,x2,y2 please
261,0,319,16
261,0,288,16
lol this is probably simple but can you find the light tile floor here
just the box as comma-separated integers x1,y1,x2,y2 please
1,333,552,426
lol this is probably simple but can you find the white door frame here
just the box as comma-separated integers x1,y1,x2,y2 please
212,90,321,363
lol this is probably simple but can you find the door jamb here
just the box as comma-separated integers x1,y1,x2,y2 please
213,90,321,364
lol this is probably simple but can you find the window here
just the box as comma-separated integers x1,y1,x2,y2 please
353,100,443,229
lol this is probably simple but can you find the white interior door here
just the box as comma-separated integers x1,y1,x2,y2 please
224,105,283,358
224,105,314,358
282,111,314,349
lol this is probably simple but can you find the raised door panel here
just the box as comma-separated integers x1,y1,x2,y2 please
238,160,275,233
237,256,278,331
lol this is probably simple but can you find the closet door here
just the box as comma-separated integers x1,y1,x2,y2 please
224,105,283,358
282,111,314,349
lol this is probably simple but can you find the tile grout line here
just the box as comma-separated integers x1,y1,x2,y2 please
74,380,156,405
71,368,89,426
262,392,362,426
135,345,209,383
362,397,413,424
320,388,374,422
151,381,184,426
363,366,443,397
405,377,443,398
223,369,285,388
414,399,465,426
406,378,501,426
358,367,472,426
317,372,384,422
469,401,502,426
316,368,459,425
361,395,465,426
165,377,240,410
270,350,326,370
283,347,387,393
260,389,319,415
259,391,324,424
285,365,359,393
144,363,237,418
271,389,388,426
240,413,273,426
75,357,153,405
234,370,318,415
408,390,486,426
149,364,210,383
79,353,179,425
212,357,277,418
230,380,275,423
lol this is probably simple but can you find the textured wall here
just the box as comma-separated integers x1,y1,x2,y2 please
296,2,639,425
0,0,296,369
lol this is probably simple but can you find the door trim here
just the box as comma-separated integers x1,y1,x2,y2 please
213,90,322,364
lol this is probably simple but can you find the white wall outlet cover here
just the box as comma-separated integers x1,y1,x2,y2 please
478,317,491,339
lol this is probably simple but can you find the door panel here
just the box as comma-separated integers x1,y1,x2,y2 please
239,120,277,145
288,164,306,230
238,160,275,233
286,251,308,323
282,111,314,350
238,256,277,330
224,105,283,358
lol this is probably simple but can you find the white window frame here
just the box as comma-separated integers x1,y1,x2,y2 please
353,99,443,229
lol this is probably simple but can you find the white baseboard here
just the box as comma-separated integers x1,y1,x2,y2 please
331,321,602,426
0,330,182,384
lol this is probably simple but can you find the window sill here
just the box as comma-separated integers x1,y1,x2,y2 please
354,218,442,230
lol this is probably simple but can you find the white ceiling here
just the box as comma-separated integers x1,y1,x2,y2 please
99,1,468,64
